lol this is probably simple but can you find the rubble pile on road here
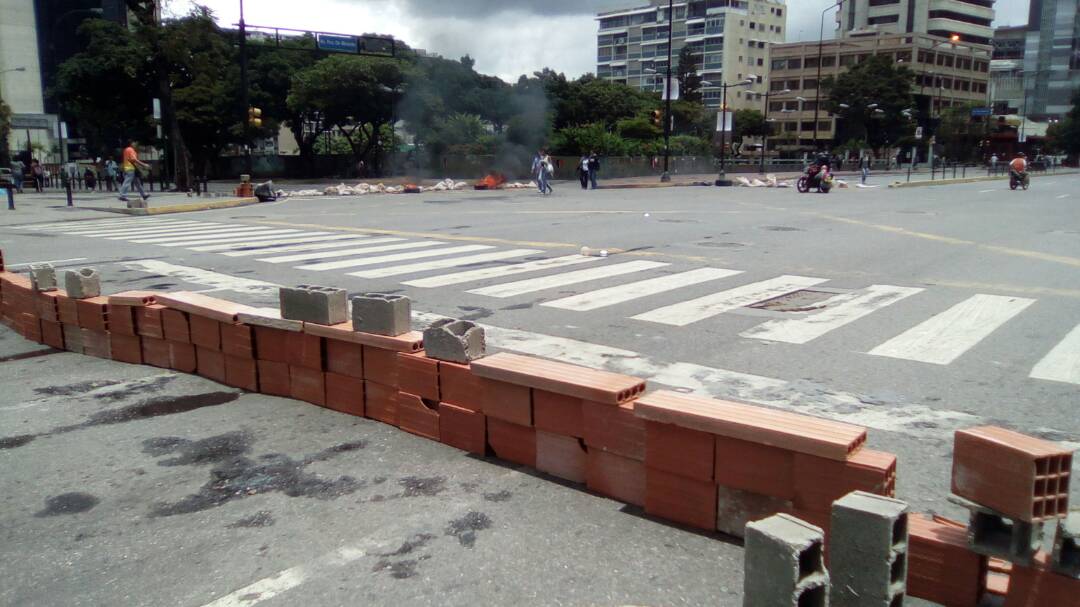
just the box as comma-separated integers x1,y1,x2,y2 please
734,174,792,188
275,178,537,198
1,249,1076,605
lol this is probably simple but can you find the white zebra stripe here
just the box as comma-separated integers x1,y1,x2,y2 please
631,275,830,327
58,221,214,236
348,249,542,279
1030,324,1080,386
468,260,669,298
125,228,298,244
205,235,370,254
297,245,495,272
256,239,424,264
543,267,743,312
403,255,601,288
160,231,332,248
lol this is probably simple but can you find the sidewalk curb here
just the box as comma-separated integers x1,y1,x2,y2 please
888,171,1079,189
82,197,261,215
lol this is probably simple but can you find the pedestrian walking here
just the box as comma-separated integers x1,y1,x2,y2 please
539,150,554,195
577,154,590,190
118,140,151,203
990,153,999,174
104,157,118,192
84,167,98,191
30,159,44,192
587,151,600,189
10,158,25,194
859,155,871,184
531,149,544,194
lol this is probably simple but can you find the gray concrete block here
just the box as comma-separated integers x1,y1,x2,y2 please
948,494,1044,564
743,513,830,607
279,285,347,325
351,293,411,337
422,318,485,363
1052,511,1080,579
830,491,909,607
29,263,57,292
63,268,101,299
716,485,793,539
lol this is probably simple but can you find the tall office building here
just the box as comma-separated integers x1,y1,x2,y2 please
1023,0,1080,120
595,0,787,111
838,0,996,46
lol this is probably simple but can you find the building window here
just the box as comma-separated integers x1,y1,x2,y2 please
868,14,899,25
788,58,802,69
818,121,831,131
772,58,787,70
804,56,819,69
803,78,817,90
821,56,836,67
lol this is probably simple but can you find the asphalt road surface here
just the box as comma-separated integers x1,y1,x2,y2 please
2,175,1077,606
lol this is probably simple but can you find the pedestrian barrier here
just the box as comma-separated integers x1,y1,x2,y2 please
0,248,1077,605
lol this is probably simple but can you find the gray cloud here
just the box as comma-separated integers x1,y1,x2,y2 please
394,0,637,17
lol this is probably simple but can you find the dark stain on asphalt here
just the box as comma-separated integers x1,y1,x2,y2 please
33,379,123,397
500,302,534,311
35,492,100,517
379,533,436,557
227,511,276,528
445,511,492,548
66,391,239,429
372,557,429,579
146,283,178,290
0,434,37,449
762,226,802,232
482,490,513,502
457,306,493,321
305,440,367,463
447,225,472,230
399,476,447,497
92,375,178,403
143,431,254,466
696,241,746,249
0,349,60,363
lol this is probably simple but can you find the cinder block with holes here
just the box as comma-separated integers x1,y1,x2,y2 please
1052,511,1080,579
422,318,485,363
715,486,793,539
63,267,100,299
830,491,910,607
743,513,830,607
949,494,1045,565
352,293,411,337
279,285,347,326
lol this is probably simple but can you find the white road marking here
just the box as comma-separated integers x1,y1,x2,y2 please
632,275,829,327
160,232,331,248
120,260,278,294
403,254,601,288
61,221,214,237
4,257,88,268
741,285,925,344
205,234,367,254
1058,194,1070,199
297,244,495,271
24,218,183,230
978,189,996,194
869,294,1036,365
1030,323,1080,385
543,267,743,312
256,239,424,264
348,248,542,279
126,228,297,244
468,260,669,298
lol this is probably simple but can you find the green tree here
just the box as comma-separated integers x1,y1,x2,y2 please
617,116,661,140
935,103,982,162
733,109,769,141
247,36,320,173
676,45,703,104
0,96,11,166
822,55,915,152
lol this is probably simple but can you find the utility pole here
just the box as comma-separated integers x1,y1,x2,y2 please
813,0,845,151
239,0,252,176
660,0,674,182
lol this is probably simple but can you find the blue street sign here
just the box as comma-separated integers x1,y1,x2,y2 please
317,34,359,54
970,107,992,117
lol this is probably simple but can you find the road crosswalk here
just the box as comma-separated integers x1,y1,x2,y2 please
15,217,1079,385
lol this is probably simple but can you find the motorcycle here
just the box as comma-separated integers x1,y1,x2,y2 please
1009,170,1030,191
796,164,833,194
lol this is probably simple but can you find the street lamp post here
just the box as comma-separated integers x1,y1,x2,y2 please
660,0,674,183
813,0,846,151
716,77,755,185
239,0,252,176
760,86,790,174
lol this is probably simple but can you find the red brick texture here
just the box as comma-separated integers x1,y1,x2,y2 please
256,360,291,397
582,401,646,460
325,372,365,416
325,339,364,379
481,379,532,426
471,352,646,404
397,353,440,401
536,430,587,483
225,355,259,391
135,304,165,339
253,326,289,363
645,466,718,531
289,366,326,406
110,334,143,365
487,418,536,468
533,391,584,438
364,381,398,426
397,392,440,441
221,323,255,359
908,515,987,607
645,420,715,482
714,435,795,500
190,315,221,351
142,337,172,369
586,450,646,507
362,346,399,387
438,403,487,454
439,361,483,411
161,309,190,343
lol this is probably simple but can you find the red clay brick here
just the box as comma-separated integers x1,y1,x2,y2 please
440,361,482,411
109,334,143,364
221,323,254,359
257,360,290,397
196,346,227,384
290,366,326,406
397,352,440,401
82,329,111,359
168,341,197,373
154,291,258,323
908,515,987,607
135,304,166,339
17,313,42,342
161,309,190,343
40,320,64,350
397,392,440,441
471,352,647,404
364,381,398,426
792,449,897,515
62,324,84,354
362,346,399,386
714,435,795,500
533,391,584,438
57,295,80,325
536,430,587,483
487,418,536,468
286,331,323,370
37,291,62,322
142,337,172,369
75,296,109,332
225,355,259,391
253,326,290,362
645,420,715,482
1004,552,1075,607
325,372,365,417
325,339,364,379
439,403,487,454
645,466,718,531
582,401,646,460
109,302,137,334
481,378,532,426
586,450,646,507
190,314,221,350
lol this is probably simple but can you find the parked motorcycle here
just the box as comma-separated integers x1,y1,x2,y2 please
1009,170,1030,191
797,164,833,194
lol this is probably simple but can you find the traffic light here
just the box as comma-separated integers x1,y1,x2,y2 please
651,109,662,127
247,107,263,128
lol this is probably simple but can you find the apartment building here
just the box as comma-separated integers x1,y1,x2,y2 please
766,33,991,147
1023,0,1080,120
595,0,787,111
838,0,996,46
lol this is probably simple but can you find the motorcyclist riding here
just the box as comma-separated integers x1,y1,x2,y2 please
807,153,831,188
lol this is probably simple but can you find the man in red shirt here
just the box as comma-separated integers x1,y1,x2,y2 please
118,140,151,204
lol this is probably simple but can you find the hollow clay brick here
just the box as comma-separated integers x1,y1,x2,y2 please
40,319,64,350
397,352,440,401
533,391,584,438
107,291,158,306
364,381,398,426
82,329,111,359
225,355,258,391
397,392,440,441
362,346,399,387
256,360,291,397
714,435,795,500
645,420,715,482
645,466,718,531
142,337,172,369
907,514,987,607
253,326,289,363
161,309,190,343
586,449,646,507
289,365,326,406
196,347,227,384
168,341,197,374
37,290,62,322
1005,551,1077,607
303,320,423,353
793,449,897,516
481,378,532,426
439,402,487,455
439,361,483,411
536,430,587,484
110,333,143,365
471,352,646,404
221,323,254,359
190,314,221,351
237,308,303,332
135,304,166,339
286,331,323,371
57,295,80,326
155,291,258,324
582,401,646,461
75,297,109,332
487,418,536,468
325,372,365,417
325,339,364,379
635,390,867,461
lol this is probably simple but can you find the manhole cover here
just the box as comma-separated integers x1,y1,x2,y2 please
748,289,835,312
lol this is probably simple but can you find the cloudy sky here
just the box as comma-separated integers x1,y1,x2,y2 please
174,0,1031,82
